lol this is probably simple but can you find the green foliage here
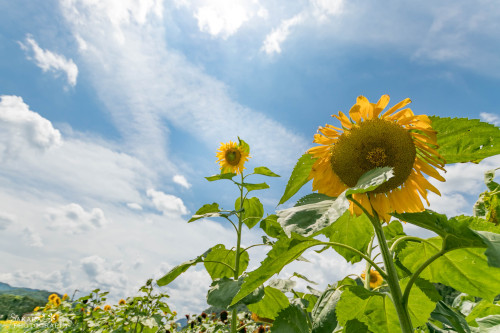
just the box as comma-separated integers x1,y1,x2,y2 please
310,287,341,333
277,167,393,238
271,303,310,333
259,214,284,238
430,116,500,163
206,276,264,310
322,212,374,263
400,238,500,301
466,300,500,327
246,286,289,320
429,301,471,333
205,173,236,181
474,168,500,225
0,294,42,320
235,197,264,229
278,153,316,205
230,234,322,306
157,249,212,287
204,244,249,280
252,166,280,177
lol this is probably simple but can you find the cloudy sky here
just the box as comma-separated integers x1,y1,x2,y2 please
0,0,499,315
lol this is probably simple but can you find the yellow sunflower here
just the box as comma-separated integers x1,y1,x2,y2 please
104,305,111,311
48,294,58,302
51,313,59,323
118,299,126,305
216,140,250,175
62,293,68,301
361,269,384,289
308,95,445,221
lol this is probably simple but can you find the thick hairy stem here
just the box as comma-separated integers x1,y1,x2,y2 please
350,196,414,333
231,173,245,333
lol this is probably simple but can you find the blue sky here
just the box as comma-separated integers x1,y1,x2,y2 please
0,0,499,315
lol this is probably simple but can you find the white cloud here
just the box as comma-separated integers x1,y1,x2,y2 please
59,0,308,174
480,112,500,126
0,95,62,160
0,212,15,230
261,14,304,55
81,255,128,291
147,189,188,216
127,202,143,210
173,174,191,189
46,203,109,234
22,227,44,248
194,0,267,39
311,0,343,20
18,34,78,87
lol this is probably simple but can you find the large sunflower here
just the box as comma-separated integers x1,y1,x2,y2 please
216,140,250,175
308,95,446,221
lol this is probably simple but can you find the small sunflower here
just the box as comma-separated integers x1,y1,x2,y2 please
48,294,58,302
94,306,101,311
118,299,126,305
33,306,40,312
52,297,61,307
216,139,250,175
361,269,384,289
308,95,446,221
104,305,111,311
62,293,68,301
51,313,59,323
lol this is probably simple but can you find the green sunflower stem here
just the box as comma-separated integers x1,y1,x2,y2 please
231,173,245,333
364,236,374,290
372,215,414,333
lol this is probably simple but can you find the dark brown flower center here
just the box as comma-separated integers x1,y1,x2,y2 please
330,118,416,193
225,148,241,166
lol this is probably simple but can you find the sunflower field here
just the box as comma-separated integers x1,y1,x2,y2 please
2,95,500,332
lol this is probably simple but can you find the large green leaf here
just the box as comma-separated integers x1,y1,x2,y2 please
430,116,500,164
230,234,323,306
253,166,280,177
246,286,289,320
235,197,264,229
268,278,297,293
272,303,310,333
157,248,212,286
259,214,285,238
205,173,236,181
204,244,248,279
279,153,316,205
430,301,471,333
399,238,500,300
336,286,401,333
188,203,231,222
476,315,500,330
336,280,435,333
322,211,374,263
311,287,342,333
466,300,500,327
206,276,264,310
277,167,393,237
241,182,270,192
393,211,500,267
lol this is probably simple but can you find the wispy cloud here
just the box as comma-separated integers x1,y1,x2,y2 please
18,34,78,87
261,14,304,55
147,189,188,216
59,0,308,175
0,212,15,230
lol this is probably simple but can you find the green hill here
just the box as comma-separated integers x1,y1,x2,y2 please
0,282,60,320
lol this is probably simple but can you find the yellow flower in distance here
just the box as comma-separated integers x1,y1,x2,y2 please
216,140,250,175
307,95,445,221
104,305,111,311
51,313,59,323
118,299,126,305
48,294,58,302
62,293,68,301
361,269,384,289
94,306,101,311
34,306,40,312
53,297,61,306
